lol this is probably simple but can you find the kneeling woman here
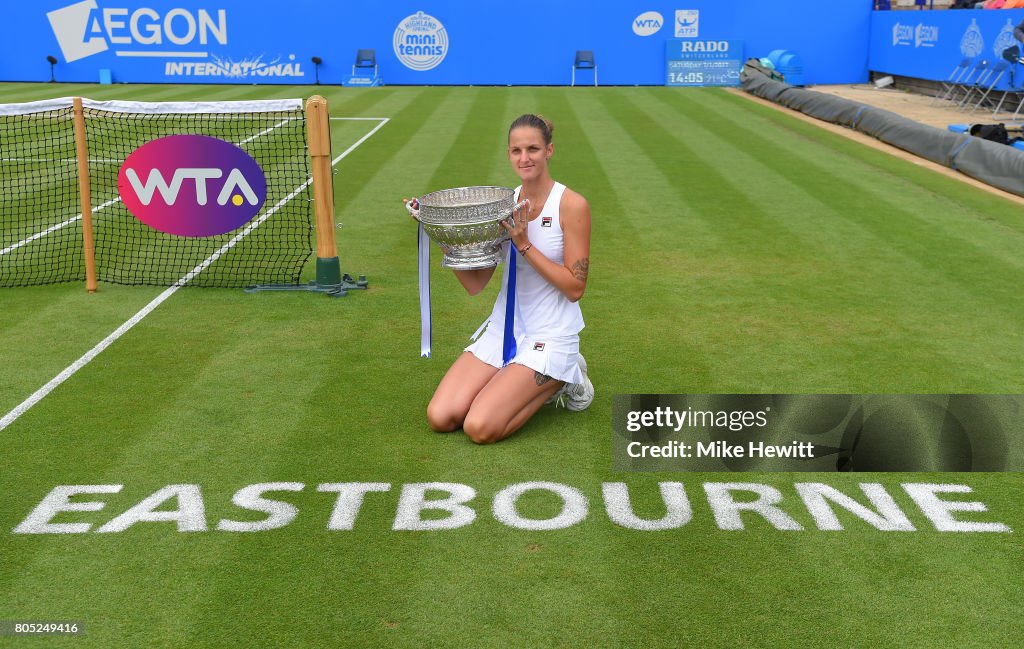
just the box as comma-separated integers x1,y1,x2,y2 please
425,114,594,444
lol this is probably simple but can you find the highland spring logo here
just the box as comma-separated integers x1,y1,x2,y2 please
961,18,984,58
393,11,448,71
993,18,1018,58
117,135,267,238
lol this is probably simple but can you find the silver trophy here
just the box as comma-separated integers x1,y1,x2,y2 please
406,186,528,269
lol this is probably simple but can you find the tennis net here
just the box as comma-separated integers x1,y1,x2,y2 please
0,97,315,288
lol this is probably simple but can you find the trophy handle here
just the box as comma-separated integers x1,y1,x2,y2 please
505,198,530,225
405,198,421,220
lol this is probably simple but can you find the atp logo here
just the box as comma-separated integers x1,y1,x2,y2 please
675,9,699,38
117,135,266,238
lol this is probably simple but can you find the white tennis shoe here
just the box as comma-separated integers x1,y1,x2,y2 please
550,355,594,411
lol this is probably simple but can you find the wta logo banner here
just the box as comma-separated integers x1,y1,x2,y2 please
633,11,664,37
117,135,266,238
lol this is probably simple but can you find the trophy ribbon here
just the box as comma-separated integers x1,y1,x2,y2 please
502,241,517,365
418,221,432,358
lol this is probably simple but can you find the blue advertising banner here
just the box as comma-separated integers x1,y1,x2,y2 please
665,39,744,86
2,1,871,86
870,9,1024,91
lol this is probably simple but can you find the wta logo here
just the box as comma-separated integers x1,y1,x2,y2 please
633,11,664,37
117,135,266,238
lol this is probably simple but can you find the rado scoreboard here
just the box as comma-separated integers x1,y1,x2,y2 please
665,39,744,87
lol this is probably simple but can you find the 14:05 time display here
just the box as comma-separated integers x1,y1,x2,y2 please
668,71,703,84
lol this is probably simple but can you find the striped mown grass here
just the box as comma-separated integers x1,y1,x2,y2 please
0,83,1021,648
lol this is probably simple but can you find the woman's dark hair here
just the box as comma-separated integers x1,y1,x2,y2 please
509,114,554,144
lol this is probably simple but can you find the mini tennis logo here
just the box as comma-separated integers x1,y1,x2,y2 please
393,11,448,71
117,135,266,238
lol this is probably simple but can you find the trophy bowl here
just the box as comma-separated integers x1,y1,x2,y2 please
407,186,528,269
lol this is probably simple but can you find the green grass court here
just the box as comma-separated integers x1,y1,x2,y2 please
0,82,1021,647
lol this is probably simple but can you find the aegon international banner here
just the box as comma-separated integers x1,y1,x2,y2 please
870,9,1024,91
35,0,316,84
4,1,871,85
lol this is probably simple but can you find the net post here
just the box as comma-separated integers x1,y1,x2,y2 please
72,97,98,293
246,96,366,297
306,95,342,287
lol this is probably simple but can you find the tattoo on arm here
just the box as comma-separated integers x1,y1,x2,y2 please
534,371,553,386
571,257,589,282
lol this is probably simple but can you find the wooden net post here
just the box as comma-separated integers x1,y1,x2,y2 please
243,95,366,296
72,97,98,293
306,95,341,287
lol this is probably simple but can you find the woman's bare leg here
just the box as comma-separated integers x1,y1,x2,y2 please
426,352,499,432
462,363,564,444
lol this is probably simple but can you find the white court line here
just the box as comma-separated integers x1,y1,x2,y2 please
0,117,389,432
0,197,120,258
331,117,389,160
0,158,121,164
0,118,382,163
238,117,293,146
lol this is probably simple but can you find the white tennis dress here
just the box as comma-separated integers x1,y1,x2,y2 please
465,182,585,383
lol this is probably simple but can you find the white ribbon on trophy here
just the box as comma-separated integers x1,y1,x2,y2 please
407,188,527,359
417,220,432,358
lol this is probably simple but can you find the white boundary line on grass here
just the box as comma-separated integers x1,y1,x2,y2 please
0,198,122,257
0,117,389,432
0,157,122,163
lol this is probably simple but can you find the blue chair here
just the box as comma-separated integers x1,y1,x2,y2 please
571,50,597,86
993,47,1024,118
931,57,973,106
352,49,377,77
967,60,1009,114
952,59,989,107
